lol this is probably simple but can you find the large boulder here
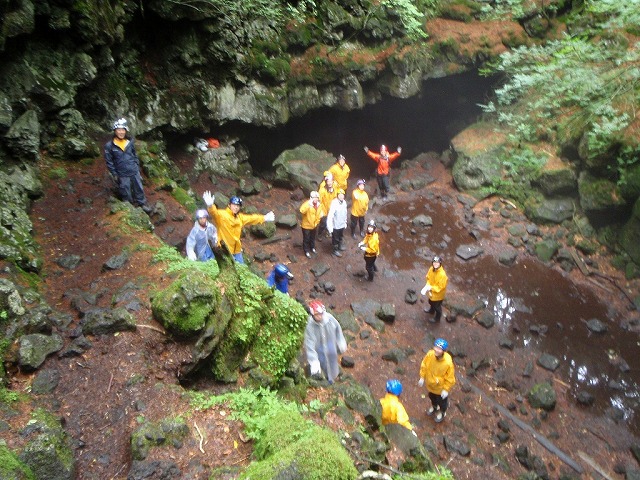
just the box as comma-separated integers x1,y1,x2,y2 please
451,123,505,191
272,144,335,193
525,197,575,224
578,171,627,216
532,163,577,197
18,333,64,370
4,110,40,160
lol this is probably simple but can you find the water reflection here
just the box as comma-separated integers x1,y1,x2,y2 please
380,198,640,433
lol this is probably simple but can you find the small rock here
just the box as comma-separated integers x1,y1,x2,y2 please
537,353,560,372
341,356,355,368
456,244,484,260
586,318,608,333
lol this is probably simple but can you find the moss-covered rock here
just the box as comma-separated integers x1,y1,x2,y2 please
151,270,222,337
19,409,75,480
525,197,575,224
578,171,627,214
0,442,35,480
451,124,505,191
130,417,189,461
241,410,358,480
532,166,577,197
272,144,335,194
621,197,640,265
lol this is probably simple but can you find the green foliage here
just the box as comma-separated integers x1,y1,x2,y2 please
0,442,35,480
45,167,68,180
392,469,455,480
152,245,220,277
383,0,429,40
481,1,640,186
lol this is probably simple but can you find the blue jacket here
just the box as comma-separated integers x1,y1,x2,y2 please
267,270,290,294
104,137,141,178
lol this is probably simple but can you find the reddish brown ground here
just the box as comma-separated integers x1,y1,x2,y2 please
2,147,639,480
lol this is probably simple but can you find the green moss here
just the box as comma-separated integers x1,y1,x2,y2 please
131,417,189,461
29,408,75,471
0,443,35,480
171,186,196,212
45,167,68,180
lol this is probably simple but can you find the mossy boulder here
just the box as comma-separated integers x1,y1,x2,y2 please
532,166,577,197
19,409,75,480
18,333,63,371
131,417,189,461
241,410,358,480
0,442,35,480
272,144,336,194
527,382,556,411
151,270,222,337
525,197,575,224
578,171,627,214
334,378,382,430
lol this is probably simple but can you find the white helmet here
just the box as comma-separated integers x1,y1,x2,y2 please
195,209,209,219
112,118,128,131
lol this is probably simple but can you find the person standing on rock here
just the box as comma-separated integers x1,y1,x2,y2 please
350,179,369,238
418,338,455,423
202,191,275,263
380,379,415,432
318,171,337,239
329,154,351,192
104,118,153,213
358,220,379,281
186,209,218,262
299,190,325,258
304,300,347,384
420,255,448,323
327,188,348,257
364,144,401,198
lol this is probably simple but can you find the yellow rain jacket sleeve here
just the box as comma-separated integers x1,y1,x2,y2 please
329,163,350,191
380,393,413,430
419,350,456,395
207,205,265,254
363,232,379,256
300,200,325,229
350,188,369,217
319,185,337,213
426,266,448,302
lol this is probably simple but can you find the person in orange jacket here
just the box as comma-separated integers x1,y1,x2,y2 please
364,144,401,198
299,191,325,258
358,220,380,281
350,179,369,238
418,338,455,423
202,191,275,263
328,154,350,192
318,171,337,239
380,379,415,432
420,255,448,323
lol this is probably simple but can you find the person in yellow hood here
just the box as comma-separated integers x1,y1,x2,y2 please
202,190,275,263
328,154,350,192
299,191,325,258
420,255,448,322
318,171,337,239
358,220,380,281
418,338,455,423
350,179,369,238
380,379,415,432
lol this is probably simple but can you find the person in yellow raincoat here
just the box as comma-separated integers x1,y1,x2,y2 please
420,255,448,322
202,190,274,263
380,379,415,432
350,179,369,238
358,220,379,281
299,191,325,258
328,154,350,192
418,338,455,423
318,171,337,239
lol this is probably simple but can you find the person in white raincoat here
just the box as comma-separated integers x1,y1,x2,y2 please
186,209,218,261
304,300,347,383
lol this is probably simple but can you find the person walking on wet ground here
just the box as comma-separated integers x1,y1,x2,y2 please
380,379,415,433
350,179,369,238
104,118,153,213
418,338,455,423
202,191,275,263
318,171,337,239
267,263,294,295
304,300,347,384
327,189,348,257
329,154,351,192
186,209,218,262
364,144,402,198
299,190,325,258
358,220,379,281
421,255,448,323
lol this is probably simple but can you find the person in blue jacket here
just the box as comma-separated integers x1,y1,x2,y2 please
104,118,152,213
267,263,294,294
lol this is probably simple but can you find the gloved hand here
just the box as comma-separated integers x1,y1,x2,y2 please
440,390,448,399
328,229,333,235
418,378,424,387
264,211,275,222
187,251,197,261
411,430,417,437
357,242,364,248
202,190,214,207
309,360,321,375
360,246,366,251
363,146,369,153
397,147,402,154
420,285,428,296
